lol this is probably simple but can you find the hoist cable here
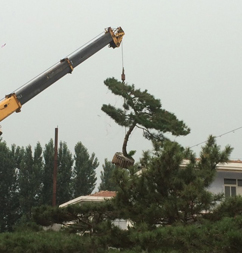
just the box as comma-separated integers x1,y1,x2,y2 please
121,41,127,135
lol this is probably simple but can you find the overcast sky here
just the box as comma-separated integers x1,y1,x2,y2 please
1,1,242,187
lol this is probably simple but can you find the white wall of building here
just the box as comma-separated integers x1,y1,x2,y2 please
209,170,242,196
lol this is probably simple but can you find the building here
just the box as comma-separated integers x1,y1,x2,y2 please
181,159,242,198
59,191,116,208
209,160,242,197
59,191,130,230
58,161,242,231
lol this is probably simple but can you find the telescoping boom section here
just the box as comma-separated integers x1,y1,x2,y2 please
0,27,124,130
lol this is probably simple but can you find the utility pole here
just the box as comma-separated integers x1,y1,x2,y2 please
52,127,58,206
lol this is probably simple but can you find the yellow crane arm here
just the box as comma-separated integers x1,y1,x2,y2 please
0,27,125,135
0,93,21,122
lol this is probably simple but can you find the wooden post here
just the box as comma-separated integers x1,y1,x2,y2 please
52,127,58,206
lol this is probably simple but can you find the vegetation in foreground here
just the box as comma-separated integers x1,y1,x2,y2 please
0,78,239,252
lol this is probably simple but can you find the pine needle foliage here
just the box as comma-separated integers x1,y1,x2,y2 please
113,136,232,226
102,78,190,157
28,137,237,252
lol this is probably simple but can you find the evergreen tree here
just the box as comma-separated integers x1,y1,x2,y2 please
31,137,236,252
33,142,44,204
0,141,19,232
41,139,54,206
206,195,242,221
112,136,232,227
99,159,118,191
57,141,73,205
72,142,98,197
102,78,190,159
18,144,43,220
11,144,24,170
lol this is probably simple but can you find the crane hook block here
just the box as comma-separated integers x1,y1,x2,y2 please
121,67,125,82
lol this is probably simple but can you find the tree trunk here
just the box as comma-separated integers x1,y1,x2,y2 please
122,122,136,158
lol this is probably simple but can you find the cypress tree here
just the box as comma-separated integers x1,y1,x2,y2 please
0,141,19,232
99,159,118,191
57,141,73,205
41,139,54,206
18,143,43,220
72,142,98,197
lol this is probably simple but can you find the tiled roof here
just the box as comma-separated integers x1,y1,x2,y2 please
90,191,116,197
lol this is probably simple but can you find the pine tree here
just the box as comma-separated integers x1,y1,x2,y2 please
31,137,235,252
57,141,73,205
72,142,98,197
102,78,190,160
0,141,19,232
99,159,118,191
41,139,54,206
113,136,233,226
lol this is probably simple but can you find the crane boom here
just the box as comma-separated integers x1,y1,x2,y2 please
0,27,124,132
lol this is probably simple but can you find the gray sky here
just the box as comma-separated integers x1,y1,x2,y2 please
1,1,242,187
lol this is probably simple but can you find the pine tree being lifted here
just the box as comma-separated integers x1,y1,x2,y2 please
101,78,190,168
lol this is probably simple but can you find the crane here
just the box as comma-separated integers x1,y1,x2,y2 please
0,27,125,134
